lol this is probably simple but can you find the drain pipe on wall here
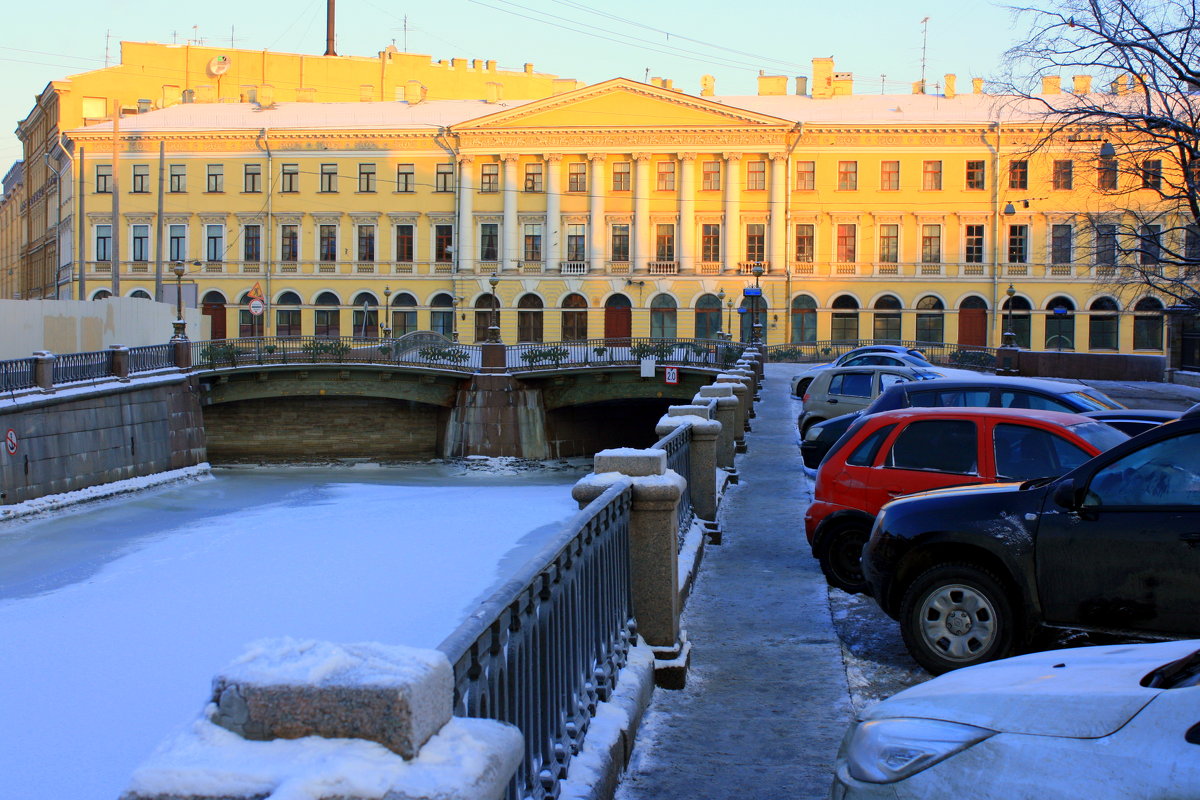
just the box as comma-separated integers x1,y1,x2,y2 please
782,122,803,344
990,120,1003,348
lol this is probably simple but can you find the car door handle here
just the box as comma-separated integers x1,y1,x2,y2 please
1180,532,1200,547
827,398,838,404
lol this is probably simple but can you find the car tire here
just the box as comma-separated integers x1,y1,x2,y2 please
793,377,812,398
814,520,871,594
899,562,1020,675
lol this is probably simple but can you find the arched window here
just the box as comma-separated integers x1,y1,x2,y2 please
958,295,989,347
314,291,341,339
1133,297,1164,350
390,292,417,337
1045,295,1075,350
351,292,378,339
1001,295,1032,348
238,292,264,338
650,294,677,339
831,295,859,342
561,293,588,341
276,291,302,337
791,295,817,344
695,293,723,340
604,294,632,341
130,289,152,300
873,295,902,342
92,289,112,300
430,293,455,338
1088,297,1120,351
517,294,544,343
201,290,228,339
915,296,945,343
474,294,499,343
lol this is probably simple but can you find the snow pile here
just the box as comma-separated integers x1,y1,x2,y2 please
218,638,448,688
0,464,212,522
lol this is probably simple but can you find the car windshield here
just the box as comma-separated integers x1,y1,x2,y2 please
1066,421,1130,452
1065,390,1121,411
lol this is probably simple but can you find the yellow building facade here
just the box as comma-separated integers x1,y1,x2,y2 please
61,65,1171,354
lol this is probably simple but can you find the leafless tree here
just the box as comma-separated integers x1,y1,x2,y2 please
999,0,1200,309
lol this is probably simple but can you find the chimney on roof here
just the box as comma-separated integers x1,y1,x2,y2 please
1111,75,1128,94
523,63,534,74
404,81,426,104
757,74,788,96
812,57,834,99
1041,75,1062,94
700,75,715,96
137,98,152,113
486,82,502,103
1073,75,1092,94
324,0,336,56
912,80,926,94
359,84,373,102
944,74,956,99
795,76,808,95
258,85,275,106
972,77,984,93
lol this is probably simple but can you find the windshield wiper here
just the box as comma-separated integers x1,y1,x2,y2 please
1142,649,1200,689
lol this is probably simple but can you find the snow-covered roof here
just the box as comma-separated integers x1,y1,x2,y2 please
712,92,1044,125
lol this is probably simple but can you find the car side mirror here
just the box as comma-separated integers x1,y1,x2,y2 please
1052,478,1079,510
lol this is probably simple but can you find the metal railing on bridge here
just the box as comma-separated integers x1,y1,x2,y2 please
191,334,485,372
508,337,744,372
652,422,694,550
763,339,1000,372
0,358,37,393
50,350,115,385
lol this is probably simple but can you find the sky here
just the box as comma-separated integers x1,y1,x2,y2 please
0,0,1023,167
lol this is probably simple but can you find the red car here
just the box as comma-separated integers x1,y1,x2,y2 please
804,407,1128,594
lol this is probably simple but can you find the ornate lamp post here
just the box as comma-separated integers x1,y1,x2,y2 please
726,295,734,341
487,275,501,343
750,263,764,345
1002,284,1017,348
170,261,188,341
717,288,726,340
381,286,392,339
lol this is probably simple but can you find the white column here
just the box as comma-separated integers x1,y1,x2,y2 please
678,153,696,274
589,154,606,274
633,152,651,274
768,153,787,274
723,153,742,273
502,154,519,272
456,156,475,271
546,154,562,270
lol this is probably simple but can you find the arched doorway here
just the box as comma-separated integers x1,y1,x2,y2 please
474,294,498,342
738,297,768,342
314,291,341,338
958,296,989,347
915,296,945,343
604,294,631,341
873,295,902,342
202,290,227,340
238,292,264,338
650,294,677,339
429,293,455,338
695,293,722,340
1133,297,1164,350
1045,295,1076,350
390,292,417,336
276,291,302,337
1001,295,1032,348
831,295,859,342
1088,297,1120,351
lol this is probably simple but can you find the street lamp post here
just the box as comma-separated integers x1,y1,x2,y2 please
1002,284,1017,348
726,296,734,341
751,263,764,345
717,288,726,340
487,275,501,343
381,286,392,339
170,261,187,341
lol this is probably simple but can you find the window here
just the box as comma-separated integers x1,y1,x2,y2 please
745,224,765,262
131,164,150,193
795,224,814,263
921,224,941,263
276,293,302,338
244,163,262,193
1142,159,1162,190
831,296,860,341
994,424,1090,481
131,225,149,261
281,163,299,193
480,222,499,261
568,162,586,192
965,160,985,190
880,160,900,191
1096,224,1117,265
1002,295,1032,348
205,224,224,262
169,164,186,192
836,223,857,262
239,305,264,338
1009,160,1028,190
791,295,817,343
358,163,376,193
922,160,943,190
887,420,978,474
396,163,415,192
280,225,298,262
1140,224,1162,265
524,162,543,192
517,294,544,343
696,294,722,339
1134,297,1164,350
524,224,543,262
567,224,586,262
656,161,676,191
435,163,453,192
702,161,721,191
837,161,858,191
1085,434,1200,508
747,160,766,190
655,224,675,262
796,161,814,191
357,225,375,261
829,372,874,398
1008,224,1029,263
430,294,454,337
1046,297,1075,349
650,295,677,339
479,163,499,193
965,224,985,263
847,425,897,468
95,164,112,193
434,224,453,262
206,164,224,192
390,293,417,337
874,296,902,341
243,224,261,262
702,224,721,262
611,224,630,261
1098,157,1118,191
1089,297,1119,350
169,224,186,261
1053,160,1074,190
1187,225,1200,262
561,293,588,340
319,163,337,192
1051,224,1073,264
95,225,112,260
314,293,340,339
394,224,414,262
879,224,899,263
612,161,630,191
319,224,337,262
916,296,945,343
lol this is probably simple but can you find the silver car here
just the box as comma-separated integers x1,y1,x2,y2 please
798,366,943,435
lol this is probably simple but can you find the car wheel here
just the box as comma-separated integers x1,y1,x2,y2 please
793,378,812,398
815,520,871,594
899,563,1020,675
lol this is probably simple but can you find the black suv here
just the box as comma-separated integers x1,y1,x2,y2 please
861,403,1200,675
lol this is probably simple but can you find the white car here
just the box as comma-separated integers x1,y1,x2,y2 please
790,346,929,397
831,640,1200,799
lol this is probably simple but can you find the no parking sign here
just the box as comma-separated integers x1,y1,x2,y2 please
4,428,16,456
664,367,679,385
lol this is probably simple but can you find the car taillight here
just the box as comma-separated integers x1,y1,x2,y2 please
802,393,810,403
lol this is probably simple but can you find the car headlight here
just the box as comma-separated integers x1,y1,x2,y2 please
844,718,994,783
804,425,824,441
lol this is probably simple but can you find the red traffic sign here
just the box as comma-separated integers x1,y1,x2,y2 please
248,298,266,316
4,428,16,456
664,366,679,385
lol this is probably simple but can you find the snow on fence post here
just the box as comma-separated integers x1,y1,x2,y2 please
571,448,690,688
109,345,130,381
33,351,55,392
739,346,764,385
656,405,720,527
714,373,751,445
695,384,738,469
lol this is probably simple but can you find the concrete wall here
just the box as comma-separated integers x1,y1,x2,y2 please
1009,349,1165,381
0,377,206,505
0,298,206,360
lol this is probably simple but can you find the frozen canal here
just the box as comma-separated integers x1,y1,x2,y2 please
0,460,589,800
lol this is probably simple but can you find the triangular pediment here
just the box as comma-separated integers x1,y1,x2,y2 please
456,78,792,130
